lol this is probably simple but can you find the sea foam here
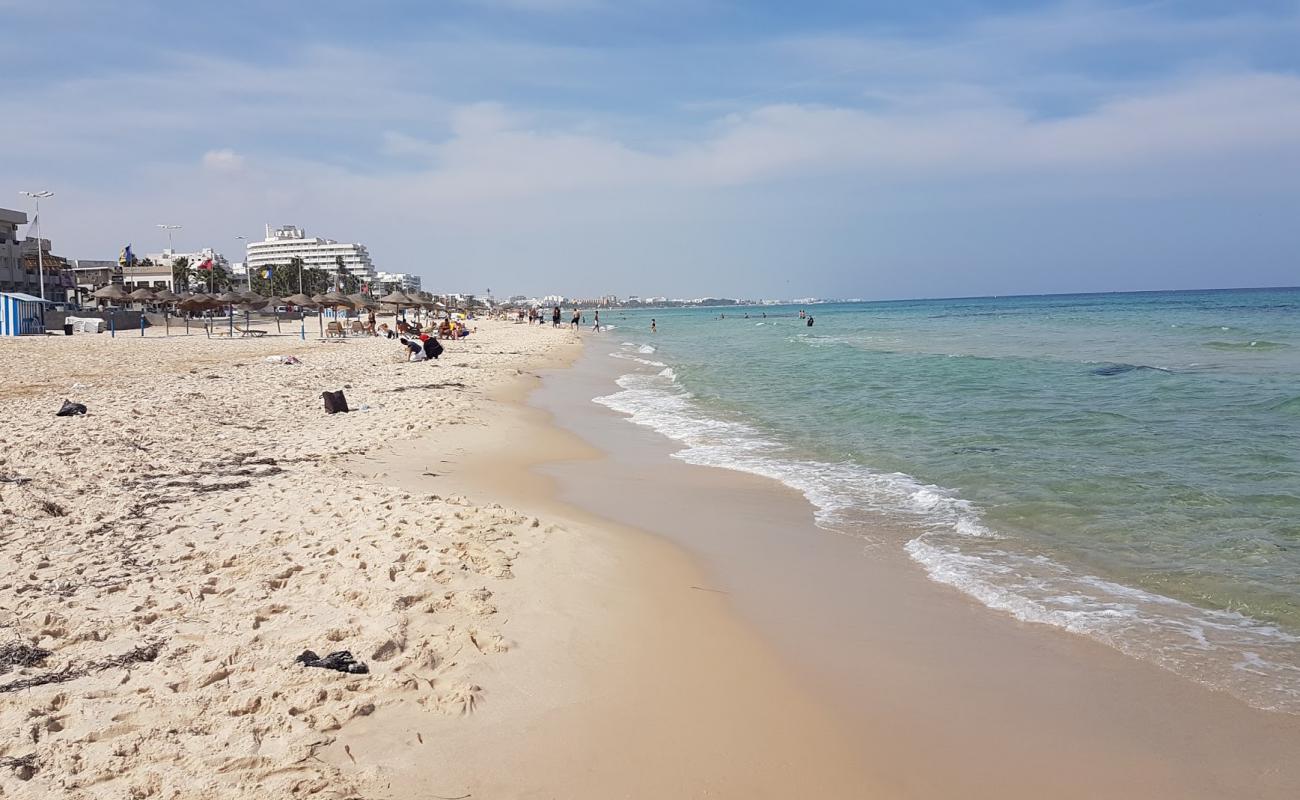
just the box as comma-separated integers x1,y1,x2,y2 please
595,352,1300,714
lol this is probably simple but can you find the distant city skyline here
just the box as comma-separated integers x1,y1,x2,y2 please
5,1,1300,300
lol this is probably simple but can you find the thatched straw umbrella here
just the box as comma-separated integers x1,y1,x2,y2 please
127,287,156,305
125,287,156,335
261,295,285,333
154,289,180,335
215,291,244,336
376,289,416,329
93,284,131,336
93,284,129,305
318,291,354,336
237,291,267,333
283,293,316,339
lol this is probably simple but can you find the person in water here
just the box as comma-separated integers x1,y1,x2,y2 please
806,316,815,327
650,318,657,333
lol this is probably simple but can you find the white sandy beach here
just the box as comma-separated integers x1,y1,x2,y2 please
0,321,582,797
0,321,874,799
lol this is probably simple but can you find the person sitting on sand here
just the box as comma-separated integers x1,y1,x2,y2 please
377,322,393,339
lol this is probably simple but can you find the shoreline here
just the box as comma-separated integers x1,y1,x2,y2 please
338,346,882,797
522,338,1300,798
6,320,1299,797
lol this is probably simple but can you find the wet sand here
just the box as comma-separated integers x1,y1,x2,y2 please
342,365,882,798
515,342,1300,799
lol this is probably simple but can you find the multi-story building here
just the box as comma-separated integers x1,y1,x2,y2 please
0,209,70,298
373,271,422,292
245,225,377,284
21,238,74,298
66,260,120,304
0,208,30,294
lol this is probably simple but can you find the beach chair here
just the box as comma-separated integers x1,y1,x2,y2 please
235,324,267,338
325,321,345,338
350,320,366,335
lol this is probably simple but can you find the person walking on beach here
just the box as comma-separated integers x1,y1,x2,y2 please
571,308,580,329
552,306,561,327
592,310,601,332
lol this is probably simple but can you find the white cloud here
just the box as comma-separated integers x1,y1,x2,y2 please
10,2,1300,296
201,148,245,172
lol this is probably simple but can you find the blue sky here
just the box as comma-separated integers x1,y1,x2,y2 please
4,0,1299,299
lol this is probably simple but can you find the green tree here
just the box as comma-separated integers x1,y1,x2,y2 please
208,264,233,292
302,267,331,296
170,257,191,290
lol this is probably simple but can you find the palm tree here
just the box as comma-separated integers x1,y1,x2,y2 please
210,264,233,292
171,256,191,291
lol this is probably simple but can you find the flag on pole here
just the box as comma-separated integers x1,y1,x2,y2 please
199,258,214,271
261,267,272,280
118,245,137,267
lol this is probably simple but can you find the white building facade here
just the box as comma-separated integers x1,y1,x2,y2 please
128,247,230,291
373,271,421,291
245,225,377,284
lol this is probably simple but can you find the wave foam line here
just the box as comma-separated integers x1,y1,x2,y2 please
594,367,1300,714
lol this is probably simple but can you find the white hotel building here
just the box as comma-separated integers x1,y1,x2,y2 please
245,225,377,284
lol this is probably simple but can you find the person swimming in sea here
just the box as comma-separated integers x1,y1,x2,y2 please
650,318,657,333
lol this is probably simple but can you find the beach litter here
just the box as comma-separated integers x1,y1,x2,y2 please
295,649,369,674
265,355,302,365
55,400,87,417
322,390,350,414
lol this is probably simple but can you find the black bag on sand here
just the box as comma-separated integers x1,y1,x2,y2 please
56,400,88,417
295,649,369,674
322,390,349,414
423,337,443,360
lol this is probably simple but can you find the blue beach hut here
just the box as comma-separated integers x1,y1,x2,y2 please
0,292,48,336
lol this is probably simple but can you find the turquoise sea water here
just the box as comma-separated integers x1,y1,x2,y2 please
595,288,1300,713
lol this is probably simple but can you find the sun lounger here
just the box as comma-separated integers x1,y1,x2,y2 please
235,324,267,338
325,321,346,338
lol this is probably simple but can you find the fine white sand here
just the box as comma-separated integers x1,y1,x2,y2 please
0,320,578,797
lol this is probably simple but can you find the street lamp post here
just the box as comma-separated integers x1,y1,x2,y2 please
235,236,248,289
19,190,54,301
157,224,182,292
156,224,182,252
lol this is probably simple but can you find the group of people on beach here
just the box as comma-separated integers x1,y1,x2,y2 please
516,305,608,333
375,314,478,362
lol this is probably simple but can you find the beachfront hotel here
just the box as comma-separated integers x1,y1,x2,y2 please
373,271,422,292
245,224,377,284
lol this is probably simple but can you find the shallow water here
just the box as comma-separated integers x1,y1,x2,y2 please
596,288,1300,712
